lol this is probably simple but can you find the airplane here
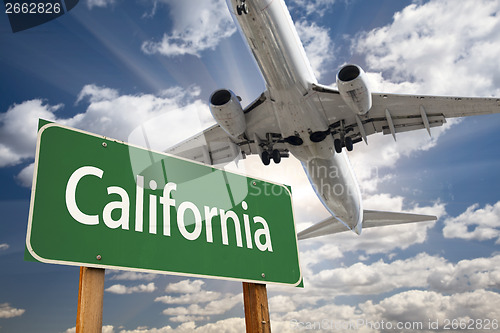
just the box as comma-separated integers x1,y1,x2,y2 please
167,0,500,240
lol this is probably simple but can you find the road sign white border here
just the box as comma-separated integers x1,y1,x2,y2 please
26,121,303,287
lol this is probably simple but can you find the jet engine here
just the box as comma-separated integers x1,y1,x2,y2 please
336,64,372,115
209,89,247,139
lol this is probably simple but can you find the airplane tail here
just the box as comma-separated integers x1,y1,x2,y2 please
297,210,436,240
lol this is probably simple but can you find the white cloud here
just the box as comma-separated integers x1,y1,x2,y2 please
164,279,205,294
117,318,245,332
360,289,500,332
103,288,500,332
295,20,333,79
102,325,115,333
169,315,209,323
158,279,242,323
0,244,9,251
105,282,156,294
76,84,119,104
427,255,500,293
271,253,500,311
290,0,336,17
264,255,500,332
268,295,297,313
162,294,242,318
15,163,35,188
141,0,236,57
443,201,500,243
306,253,445,296
0,84,212,187
85,0,115,10
272,302,369,333
0,100,60,167
364,71,422,95
62,253,500,330
354,0,500,97
0,303,25,318
64,325,115,333
67,84,211,148
108,271,158,281
155,291,221,305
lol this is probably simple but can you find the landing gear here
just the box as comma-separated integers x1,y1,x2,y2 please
237,1,248,15
261,151,271,166
260,149,281,165
334,138,342,154
255,133,289,166
345,137,353,151
272,149,281,164
334,137,354,153
333,120,354,153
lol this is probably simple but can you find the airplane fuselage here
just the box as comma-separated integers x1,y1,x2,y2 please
227,0,363,232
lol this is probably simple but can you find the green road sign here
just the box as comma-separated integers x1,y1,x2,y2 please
26,121,301,286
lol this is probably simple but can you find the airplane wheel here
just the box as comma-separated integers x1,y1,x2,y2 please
272,149,281,164
334,139,342,154
237,3,248,15
261,151,271,166
345,137,353,151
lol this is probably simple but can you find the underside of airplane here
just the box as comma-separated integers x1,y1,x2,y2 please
166,0,500,239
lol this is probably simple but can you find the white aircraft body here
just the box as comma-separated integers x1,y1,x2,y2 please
168,0,500,239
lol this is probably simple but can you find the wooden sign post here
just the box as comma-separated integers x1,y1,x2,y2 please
243,282,271,333
76,267,105,333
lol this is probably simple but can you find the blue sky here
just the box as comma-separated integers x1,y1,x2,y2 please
1,0,500,332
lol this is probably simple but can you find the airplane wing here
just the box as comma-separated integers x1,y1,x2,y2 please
166,92,285,164
167,85,499,163
297,210,437,240
166,123,241,165
311,84,500,145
